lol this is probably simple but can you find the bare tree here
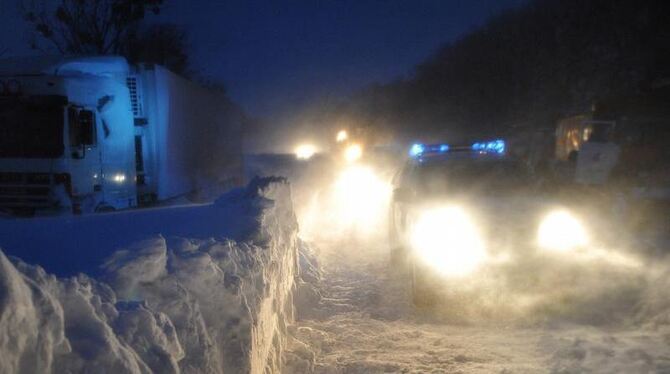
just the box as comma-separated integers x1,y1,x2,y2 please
124,23,191,76
21,0,163,55
21,1,192,75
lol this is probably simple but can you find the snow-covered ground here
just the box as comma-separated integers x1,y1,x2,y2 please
0,177,299,373
2,152,670,373
285,236,670,373
279,156,670,374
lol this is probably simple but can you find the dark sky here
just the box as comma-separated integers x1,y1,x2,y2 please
1,0,526,118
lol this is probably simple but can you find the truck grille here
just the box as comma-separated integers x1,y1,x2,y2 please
0,172,57,209
126,76,145,118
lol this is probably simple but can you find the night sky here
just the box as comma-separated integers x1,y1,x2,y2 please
0,0,526,118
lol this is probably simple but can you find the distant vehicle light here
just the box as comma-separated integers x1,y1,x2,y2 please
409,143,425,157
295,144,317,160
538,210,589,252
336,130,348,142
344,143,363,162
112,173,126,183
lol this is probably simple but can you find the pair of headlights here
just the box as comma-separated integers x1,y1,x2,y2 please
409,206,589,277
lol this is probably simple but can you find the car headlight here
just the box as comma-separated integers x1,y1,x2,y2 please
410,206,486,277
537,210,589,252
343,143,363,162
336,130,348,142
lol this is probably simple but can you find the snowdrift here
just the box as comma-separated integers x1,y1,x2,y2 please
0,177,298,373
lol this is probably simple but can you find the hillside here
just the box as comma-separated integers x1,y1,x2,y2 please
345,0,670,142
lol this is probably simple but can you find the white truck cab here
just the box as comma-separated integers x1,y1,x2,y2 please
0,57,137,214
0,56,242,215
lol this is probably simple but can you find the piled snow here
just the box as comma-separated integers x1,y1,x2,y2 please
0,253,69,374
0,177,299,373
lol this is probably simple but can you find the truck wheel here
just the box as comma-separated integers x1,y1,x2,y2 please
410,260,437,308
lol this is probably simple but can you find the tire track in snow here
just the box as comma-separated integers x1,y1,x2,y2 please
286,238,547,373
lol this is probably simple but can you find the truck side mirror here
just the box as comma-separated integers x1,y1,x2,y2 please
78,110,95,146
68,109,96,159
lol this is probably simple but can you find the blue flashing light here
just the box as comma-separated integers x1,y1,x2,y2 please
409,143,425,157
410,140,504,157
472,139,505,154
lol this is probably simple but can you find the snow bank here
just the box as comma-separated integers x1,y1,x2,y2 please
0,177,299,373
0,183,279,277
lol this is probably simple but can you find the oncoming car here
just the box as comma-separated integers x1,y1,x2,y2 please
389,140,592,306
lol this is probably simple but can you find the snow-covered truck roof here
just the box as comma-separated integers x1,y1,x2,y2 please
0,55,129,77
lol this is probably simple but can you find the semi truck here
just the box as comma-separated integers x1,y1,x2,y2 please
0,56,243,215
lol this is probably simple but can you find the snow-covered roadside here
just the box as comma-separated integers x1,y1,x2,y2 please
0,177,299,373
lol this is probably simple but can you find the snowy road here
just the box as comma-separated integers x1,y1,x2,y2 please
285,236,670,373
287,238,543,373
256,157,670,373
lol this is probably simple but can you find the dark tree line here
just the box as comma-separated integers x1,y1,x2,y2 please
344,0,670,141
21,0,190,76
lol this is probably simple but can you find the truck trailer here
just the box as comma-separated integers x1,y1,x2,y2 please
0,56,243,215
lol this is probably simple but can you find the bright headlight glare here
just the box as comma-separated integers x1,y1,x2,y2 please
410,206,486,277
295,144,317,160
332,165,391,229
336,130,348,142
344,144,363,162
112,173,126,183
537,210,589,252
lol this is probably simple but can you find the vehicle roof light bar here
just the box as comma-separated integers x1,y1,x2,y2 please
471,139,505,154
409,139,505,158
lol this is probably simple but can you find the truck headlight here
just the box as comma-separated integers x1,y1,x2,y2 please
112,173,126,183
537,210,589,252
410,206,486,277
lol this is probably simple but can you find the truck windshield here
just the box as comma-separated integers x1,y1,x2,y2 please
0,97,65,158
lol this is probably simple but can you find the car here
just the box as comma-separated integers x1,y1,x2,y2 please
389,140,592,306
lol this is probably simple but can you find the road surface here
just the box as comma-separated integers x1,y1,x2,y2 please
285,235,670,373
274,157,670,373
